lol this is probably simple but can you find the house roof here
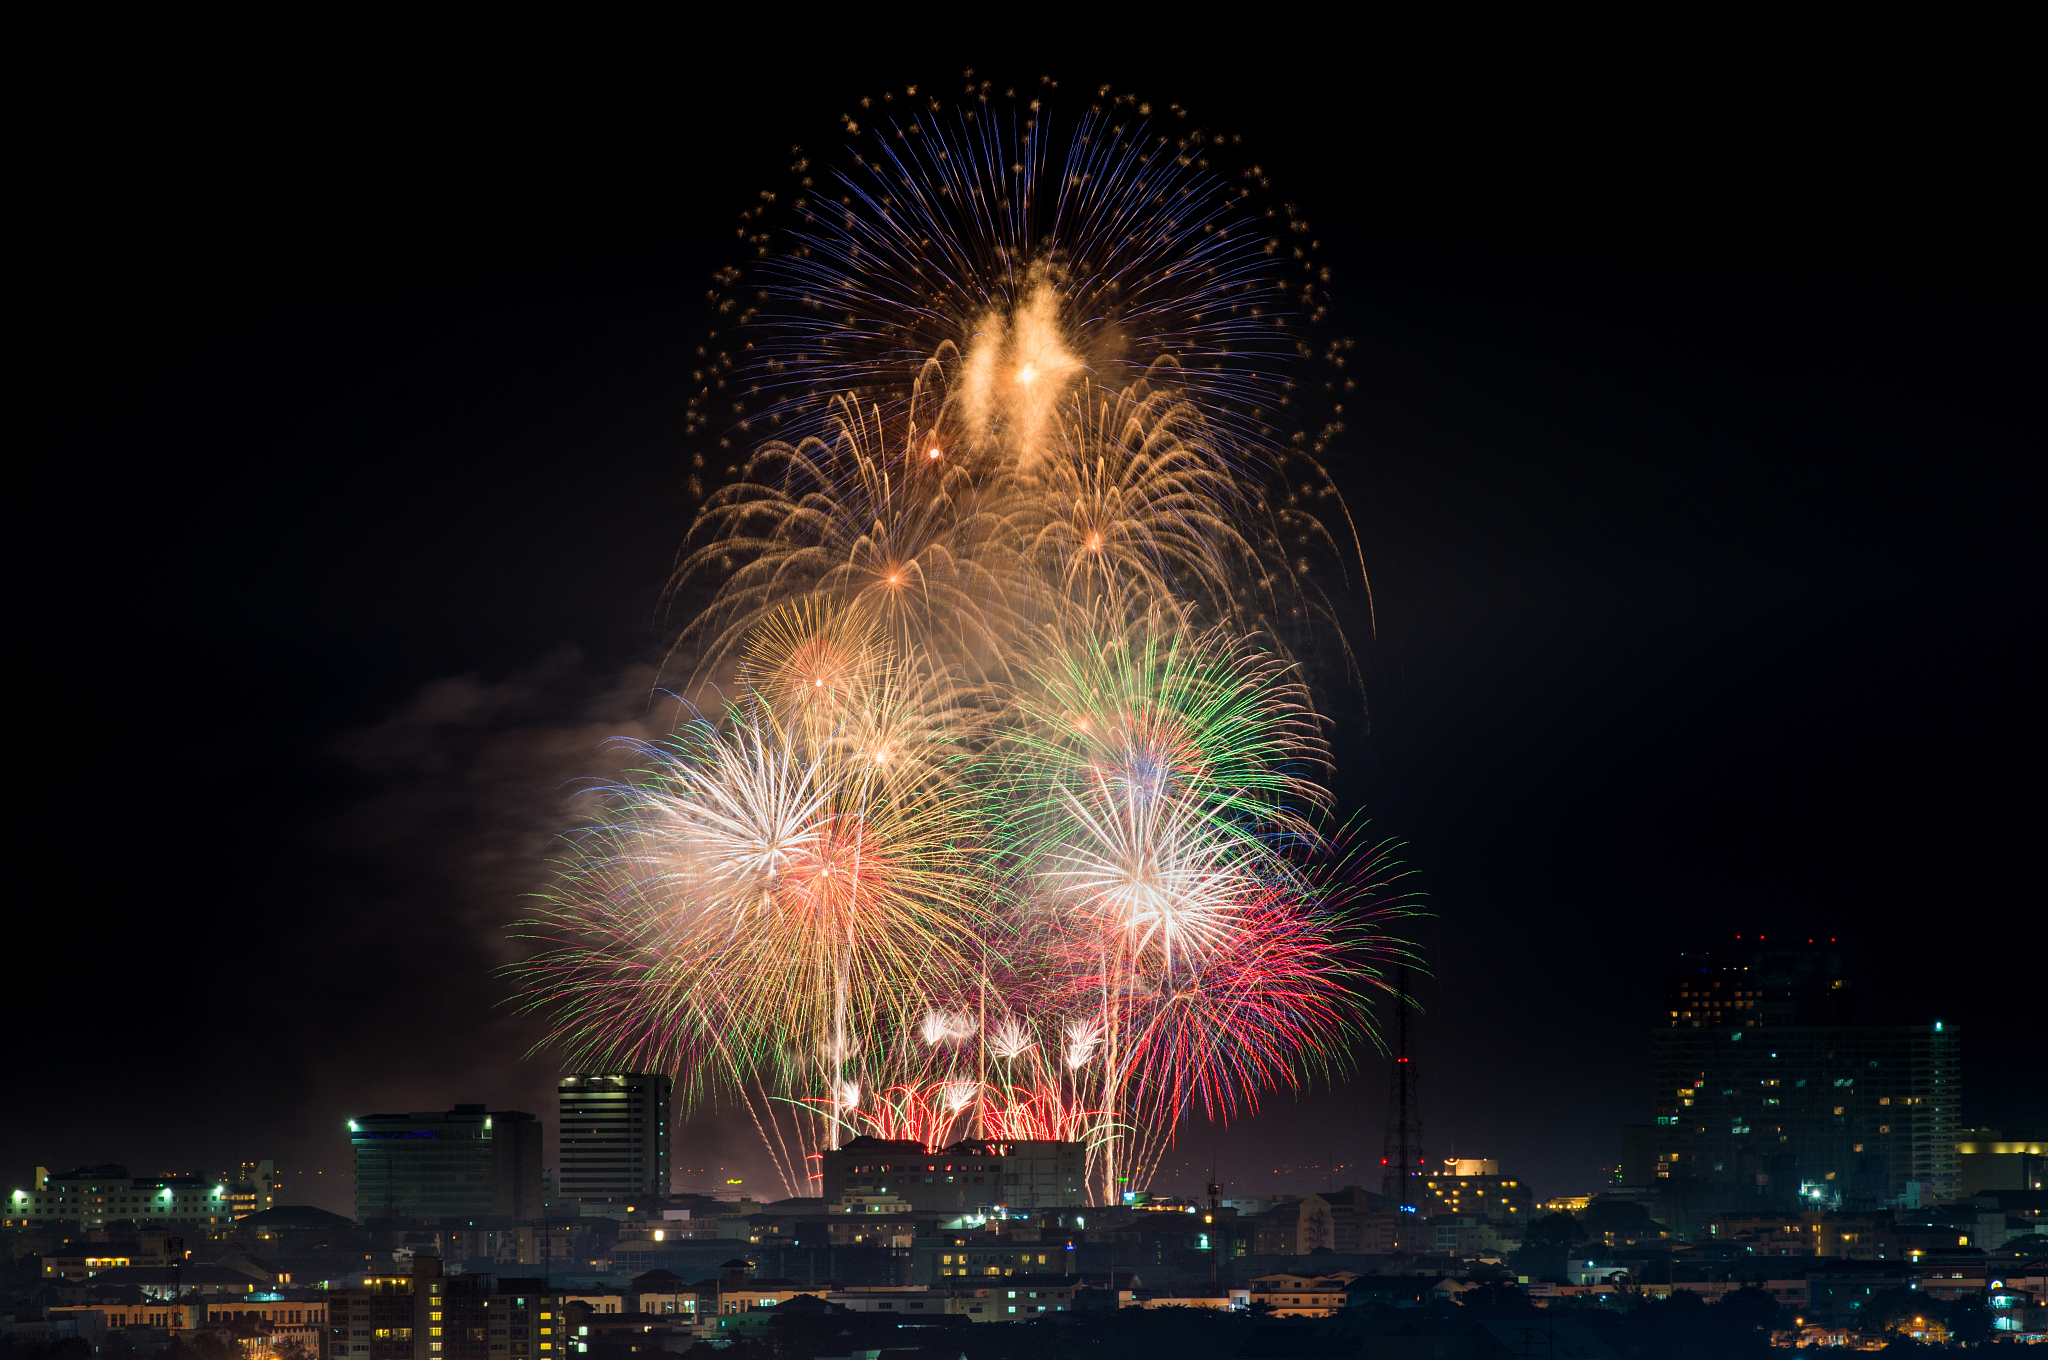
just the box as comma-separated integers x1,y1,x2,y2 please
79,1266,263,1287
237,1206,354,1231
628,1270,690,1289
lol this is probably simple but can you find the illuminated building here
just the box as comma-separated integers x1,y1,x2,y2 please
328,1255,560,1360
558,1074,670,1205
37,1240,175,1281
1956,1129,2045,1195
1650,944,1961,1206
1665,945,1851,1029
1413,1160,1533,1222
228,1159,283,1219
817,1137,1085,1214
1248,1272,1358,1319
1651,1022,1959,1205
4,1165,233,1230
347,1106,543,1224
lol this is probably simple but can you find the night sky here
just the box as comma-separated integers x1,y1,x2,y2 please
16,32,2038,1215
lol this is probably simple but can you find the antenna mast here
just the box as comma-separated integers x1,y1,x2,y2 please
1380,963,1424,1216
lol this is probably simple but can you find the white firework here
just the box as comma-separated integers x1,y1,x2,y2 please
988,1016,1036,1061
1063,1017,1103,1069
1045,778,1260,977
920,1009,977,1045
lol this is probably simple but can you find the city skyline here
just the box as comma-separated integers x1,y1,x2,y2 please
4,935,2021,1221
13,45,2037,1226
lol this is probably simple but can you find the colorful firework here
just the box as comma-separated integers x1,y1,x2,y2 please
513,80,1418,1203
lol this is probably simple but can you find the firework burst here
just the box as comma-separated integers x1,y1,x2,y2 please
515,79,1419,1203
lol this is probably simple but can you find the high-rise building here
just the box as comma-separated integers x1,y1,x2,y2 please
557,1074,671,1204
348,1106,543,1224
1648,946,1960,1207
1665,944,1851,1028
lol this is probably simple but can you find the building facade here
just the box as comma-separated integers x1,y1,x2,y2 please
5,1165,233,1231
1650,945,1961,1207
1666,945,1852,1029
1412,1162,1532,1222
1249,1272,1359,1318
818,1138,1086,1215
1956,1130,2046,1195
349,1106,543,1224
229,1160,283,1219
328,1257,561,1360
557,1075,671,1205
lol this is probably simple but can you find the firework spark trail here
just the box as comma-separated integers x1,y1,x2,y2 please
514,80,1421,1205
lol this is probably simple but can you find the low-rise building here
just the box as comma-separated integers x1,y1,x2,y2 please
1249,1271,1358,1318
818,1138,1086,1214
690,1260,814,1317
61,1265,269,1298
327,1257,563,1360
203,1300,332,1329
944,1278,1078,1320
1253,1195,1334,1255
228,1162,285,1220
55,1300,206,1334
8,1165,235,1231
924,1239,1075,1282
0,1314,97,1349
41,1238,178,1281
1125,1290,1247,1311
559,1310,685,1357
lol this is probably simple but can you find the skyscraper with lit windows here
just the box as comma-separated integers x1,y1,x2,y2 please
557,1074,671,1204
347,1105,542,1223
1650,946,1959,1207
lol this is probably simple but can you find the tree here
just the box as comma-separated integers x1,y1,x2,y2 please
172,1329,238,1360
1581,1199,1658,1244
1946,1293,1991,1346
1457,1281,1539,1317
1524,1213,1588,1252
1511,1211,1590,1283
1711,1284,1782,1333
1861,1287,1925,1336
272,1336,318,1360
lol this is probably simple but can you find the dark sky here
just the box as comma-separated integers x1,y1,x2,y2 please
16,28,2038,1215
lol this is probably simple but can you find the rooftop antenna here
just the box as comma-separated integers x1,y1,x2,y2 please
1380,963,1424,1215
1205,1152,1223,1288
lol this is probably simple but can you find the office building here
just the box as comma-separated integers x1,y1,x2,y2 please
328,1255,561,1360
228,1160,282,1219
818,1137,1086,1213
348,1105,543,1224
1956,1130,2045,1195
1666,944,1850,1029
1413,1160,1533,1222
1648,946,1960,1206
557,1074,671,1204
4,1165,233,1230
